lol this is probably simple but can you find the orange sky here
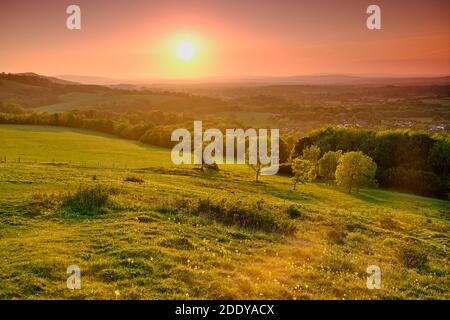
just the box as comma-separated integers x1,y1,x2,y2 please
0,0,449,80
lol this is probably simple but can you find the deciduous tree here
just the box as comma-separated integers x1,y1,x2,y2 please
336,151,377,193
291,158,316,190
318,150,342,181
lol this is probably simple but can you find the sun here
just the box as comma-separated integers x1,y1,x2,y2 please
175,41,196,61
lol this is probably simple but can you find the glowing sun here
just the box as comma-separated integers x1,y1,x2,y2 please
175,41,196,61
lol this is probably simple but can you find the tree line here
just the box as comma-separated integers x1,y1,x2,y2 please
291,127,449,199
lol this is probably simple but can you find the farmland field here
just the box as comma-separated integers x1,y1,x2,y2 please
0,125,449,299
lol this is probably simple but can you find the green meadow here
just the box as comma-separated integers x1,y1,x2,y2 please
0,124,449,299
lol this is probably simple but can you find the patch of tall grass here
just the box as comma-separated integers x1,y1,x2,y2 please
61,185,112,215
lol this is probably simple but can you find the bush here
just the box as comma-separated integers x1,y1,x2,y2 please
62,185,111,215
286,205,302,219
187,198,296,234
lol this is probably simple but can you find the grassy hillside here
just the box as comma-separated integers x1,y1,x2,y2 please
0,125,449,299
0,125,171,167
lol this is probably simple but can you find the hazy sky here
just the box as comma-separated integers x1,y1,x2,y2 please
1,0,449,80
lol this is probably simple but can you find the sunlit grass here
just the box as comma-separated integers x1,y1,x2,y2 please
0,125,448,299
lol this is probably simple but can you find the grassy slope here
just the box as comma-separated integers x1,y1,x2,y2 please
0,125,449,300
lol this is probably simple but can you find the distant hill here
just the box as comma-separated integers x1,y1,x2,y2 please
259,74,450,86
0,72,211,113
2,72,450,113
0,72,112,108
57,73,450,87
14,72,80,85
57,74,124,86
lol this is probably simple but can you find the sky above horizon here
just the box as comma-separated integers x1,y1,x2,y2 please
1,0,449,80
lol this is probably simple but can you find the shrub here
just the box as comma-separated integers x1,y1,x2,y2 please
286,205,302,219
187,198,296,234
62,185,111,215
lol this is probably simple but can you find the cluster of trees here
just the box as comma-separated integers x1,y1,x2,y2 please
292,127,449,199
290,145,377,193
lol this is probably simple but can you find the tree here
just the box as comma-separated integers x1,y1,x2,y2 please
301,145,321,173
248,162,263,183
291,158,316,190
335,151,377,193
318,150,342,181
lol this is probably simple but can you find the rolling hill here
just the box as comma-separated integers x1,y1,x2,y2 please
0,73,229,113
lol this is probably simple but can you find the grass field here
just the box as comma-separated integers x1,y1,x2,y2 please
0,125,449,299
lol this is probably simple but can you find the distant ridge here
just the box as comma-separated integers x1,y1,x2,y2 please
57,74,123,85
56,73,450,87
14,72,80,85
